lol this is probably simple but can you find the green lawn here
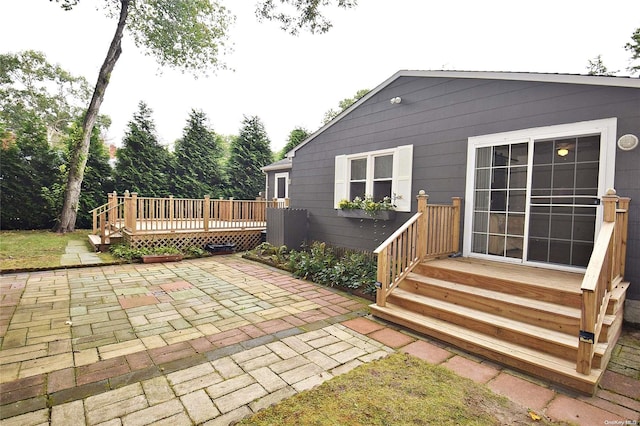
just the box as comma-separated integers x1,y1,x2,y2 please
0,230,114,270
239,353,570,426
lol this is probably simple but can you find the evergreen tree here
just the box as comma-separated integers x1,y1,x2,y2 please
171,109,225,198
1,112,63,229
113,102,170,197
277,127,309,160
625,27,640,75
226,116,273,199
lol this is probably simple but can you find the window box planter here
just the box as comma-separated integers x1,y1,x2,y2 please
142,254,183,263
337,209,396,221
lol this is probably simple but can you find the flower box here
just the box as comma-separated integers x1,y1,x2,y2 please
337,209,396,221
141,254,183,263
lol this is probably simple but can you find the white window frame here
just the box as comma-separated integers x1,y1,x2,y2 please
463,117,617,270
274,172,289,200
334,145,413,212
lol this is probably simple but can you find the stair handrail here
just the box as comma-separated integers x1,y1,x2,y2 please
374,211,422,307
89,191,125,244
374,191,462,307
576,190,630,375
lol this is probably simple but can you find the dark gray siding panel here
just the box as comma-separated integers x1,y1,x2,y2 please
290,76,640,298
264,171,274,200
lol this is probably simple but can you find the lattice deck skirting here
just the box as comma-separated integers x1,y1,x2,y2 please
123,229,263,252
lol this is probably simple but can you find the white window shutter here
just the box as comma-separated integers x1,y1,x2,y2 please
393,145,413,212
334,155,348,208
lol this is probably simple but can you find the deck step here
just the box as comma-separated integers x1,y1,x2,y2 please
401,273,581,334
387,287,606,366
88,232,122,252
370,302,603,394
415,258,583,308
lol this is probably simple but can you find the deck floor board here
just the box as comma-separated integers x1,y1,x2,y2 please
425,257,584,294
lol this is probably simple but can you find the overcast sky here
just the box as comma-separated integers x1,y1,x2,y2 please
2,1,639,151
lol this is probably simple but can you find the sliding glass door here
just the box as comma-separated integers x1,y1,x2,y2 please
466,120,613,270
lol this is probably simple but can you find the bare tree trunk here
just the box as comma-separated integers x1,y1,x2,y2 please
55,0,130,233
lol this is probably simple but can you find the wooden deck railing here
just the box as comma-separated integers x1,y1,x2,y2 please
374,191,461,307
576,190,630,375
90,191,289,240
90,192,126,245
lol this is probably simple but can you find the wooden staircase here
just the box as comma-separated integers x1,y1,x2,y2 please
370,257,629,394
88,231,123,252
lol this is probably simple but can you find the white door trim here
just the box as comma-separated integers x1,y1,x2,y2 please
274,172,289,201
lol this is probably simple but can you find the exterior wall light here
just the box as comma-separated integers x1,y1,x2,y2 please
390,97,402,104
617,134,638,151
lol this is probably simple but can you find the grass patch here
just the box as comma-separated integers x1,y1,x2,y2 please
0,230,114,270
239,353,568,426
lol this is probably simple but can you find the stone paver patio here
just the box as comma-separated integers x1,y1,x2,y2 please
0,255,638,425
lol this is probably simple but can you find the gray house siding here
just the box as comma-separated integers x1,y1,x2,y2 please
264,171,274,200
288,74,640,299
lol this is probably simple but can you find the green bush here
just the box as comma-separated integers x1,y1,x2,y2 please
109,244,181,261
247,242,378,295
328,252,377,294
288,242,377,294
184,246,207,257
288,242,336,281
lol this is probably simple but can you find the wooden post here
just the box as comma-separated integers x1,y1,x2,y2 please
617,197,630,277
203,195,210,232
123,190,131,231
169,195,174,231
577,289,595,375
107,191,117,230
451,197,462,254
602,190,618,291
376,248,389,307
99,212,106,245
228,197,234,222
92,208,98,235
602,189,618,223
130,192,138,234
285,198,290,208
416,190,429,261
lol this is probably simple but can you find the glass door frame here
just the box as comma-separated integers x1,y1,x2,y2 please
463,118,617,272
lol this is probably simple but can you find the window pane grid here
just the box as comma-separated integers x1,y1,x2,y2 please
472,143,527,258
347,152,394,201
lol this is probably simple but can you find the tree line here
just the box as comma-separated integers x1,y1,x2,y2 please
1,51,312,230
0,100,277,230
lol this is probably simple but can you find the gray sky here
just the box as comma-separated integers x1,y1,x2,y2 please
2,0,638,151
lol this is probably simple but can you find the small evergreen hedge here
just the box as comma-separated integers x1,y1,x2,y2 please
246,242,377,296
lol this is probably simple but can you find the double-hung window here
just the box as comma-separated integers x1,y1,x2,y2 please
335,145,413,212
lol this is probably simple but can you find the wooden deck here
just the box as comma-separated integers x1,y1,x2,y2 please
89,192,287,252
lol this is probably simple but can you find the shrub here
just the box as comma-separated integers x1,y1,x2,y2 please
288,242,336,281
247,241,378,295
184,246,207,257
329,252,377,294
288,242,377,294
110,244,181,261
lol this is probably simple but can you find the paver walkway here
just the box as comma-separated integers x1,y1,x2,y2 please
60,241,103,266
0,256,638,425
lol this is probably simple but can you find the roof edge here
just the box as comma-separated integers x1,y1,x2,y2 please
286,70,640,157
